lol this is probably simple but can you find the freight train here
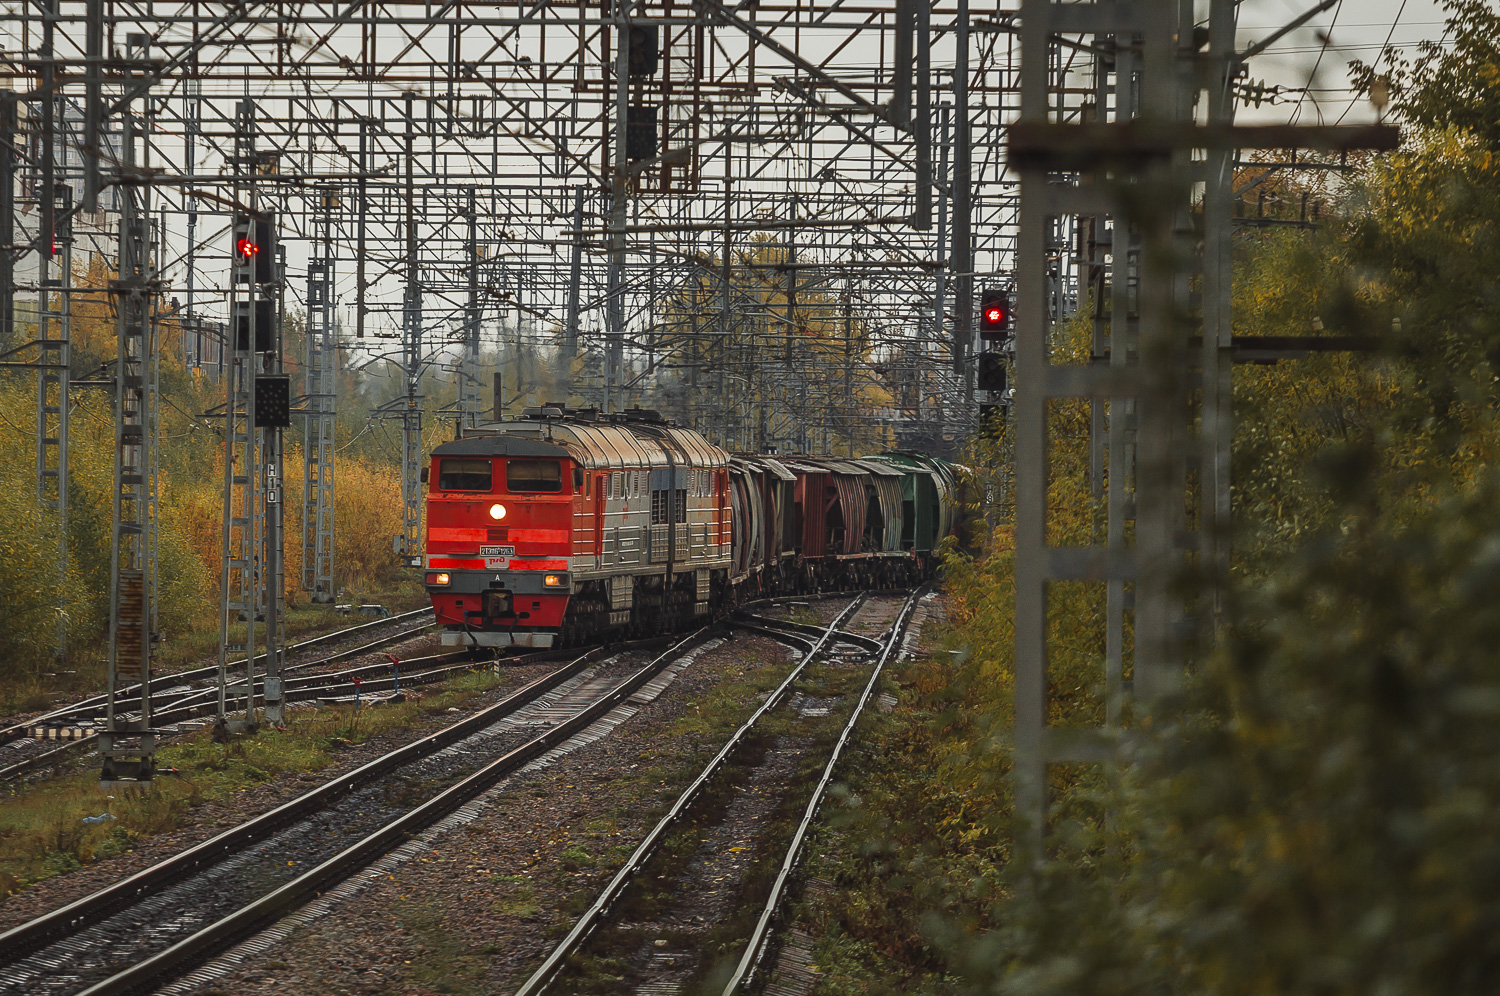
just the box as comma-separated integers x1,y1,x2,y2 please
422,405,959,649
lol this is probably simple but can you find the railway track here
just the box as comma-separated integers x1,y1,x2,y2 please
0,595,861,782
511,588,924,995
0,608,446,781
0,627,728,996
2,607,436,742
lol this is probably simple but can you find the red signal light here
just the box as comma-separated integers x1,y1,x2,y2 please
979,288,1011,339
236,237,259,260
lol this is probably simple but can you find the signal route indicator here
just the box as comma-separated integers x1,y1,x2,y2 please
254,375,292,428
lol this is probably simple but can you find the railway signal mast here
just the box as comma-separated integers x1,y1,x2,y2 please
217,99,289,730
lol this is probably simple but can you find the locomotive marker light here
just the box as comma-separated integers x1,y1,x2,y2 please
544,574,566,587
426,572,451,585
488,503,507,519
979,287,1011,341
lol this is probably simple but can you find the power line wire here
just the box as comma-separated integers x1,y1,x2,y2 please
1290,0,1345,125
1335,0,1410,125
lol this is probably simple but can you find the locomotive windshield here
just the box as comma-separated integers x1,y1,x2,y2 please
438,458,492,491
507,459,564,493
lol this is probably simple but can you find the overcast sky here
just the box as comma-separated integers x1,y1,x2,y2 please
1234,0,1452,124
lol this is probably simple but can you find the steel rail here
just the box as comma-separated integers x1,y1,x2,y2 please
0,641,616,968
719,587,926,995
733,612,886,653
137,656,522,733
0,650,488,782
72,627,718,996
0,607,435,741
129,647,488,720
734,587,913,616
1,593,840,781
510,594,872,996
729,621,819,653
0,635,479,784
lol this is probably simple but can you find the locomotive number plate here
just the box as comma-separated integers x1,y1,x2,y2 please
480,544,515,569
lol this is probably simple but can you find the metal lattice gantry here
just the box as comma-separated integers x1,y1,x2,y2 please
1007,0,1400,863
100,42,160,785
5,1,1030,443
3,0,1050,770
303,185,337,603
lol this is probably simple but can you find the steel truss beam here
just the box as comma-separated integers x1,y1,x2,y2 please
5,0,1028,460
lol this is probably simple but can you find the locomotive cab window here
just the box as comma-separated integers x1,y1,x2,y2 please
438,458,493,492
507,459,563,492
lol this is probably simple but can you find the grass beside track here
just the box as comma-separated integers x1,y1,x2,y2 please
0,592,431,717
0,669,503,901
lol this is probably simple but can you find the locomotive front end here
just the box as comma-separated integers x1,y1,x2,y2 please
425,436,576,648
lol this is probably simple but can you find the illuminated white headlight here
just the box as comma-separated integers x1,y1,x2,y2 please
488,503,507,520
544,574,565,587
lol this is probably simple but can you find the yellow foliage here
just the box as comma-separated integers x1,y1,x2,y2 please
0,256,410,676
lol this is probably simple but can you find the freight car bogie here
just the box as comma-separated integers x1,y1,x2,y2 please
783,551,925,595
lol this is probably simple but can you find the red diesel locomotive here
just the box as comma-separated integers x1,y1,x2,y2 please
424,405,958,650
424,406,731,648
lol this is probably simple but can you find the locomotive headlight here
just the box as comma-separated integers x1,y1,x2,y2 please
544,574,565,587
426,572,451,586
488,503,507,520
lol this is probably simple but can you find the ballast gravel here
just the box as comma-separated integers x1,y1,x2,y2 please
173,627,822,996
0,655,559,934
